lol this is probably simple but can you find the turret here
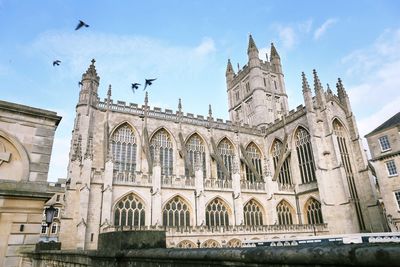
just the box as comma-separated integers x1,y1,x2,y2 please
247,34,260,67
78,59,100,107
312,69,326,109
302,72,314,112
270,43,282,73
226,59,235,83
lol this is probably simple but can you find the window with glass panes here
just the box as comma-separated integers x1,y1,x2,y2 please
217,139,234,180
379,136,391,151
394,191,400,209
206,198,230,227
276,200,294,225
150,129,173,176
305,198,323,224
185,134,206,178
163,196,190,227
386,160,398,176
295,128,316,184
271,139,292,186
114,194,145,227
243,199,263,226
111,124,137,176
245,143,263,183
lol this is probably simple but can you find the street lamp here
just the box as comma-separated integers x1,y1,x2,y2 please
44,205,56,241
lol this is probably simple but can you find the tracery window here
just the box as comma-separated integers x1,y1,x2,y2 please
245,143,263,183
111,124,137,179
206,198,230,227
217,138,234,180
271,139,292,186
276,200,294,225
305,198,323,224
185,134,206,178
333,119,365,230
176,240,196,249
150,129,173,176
243,199,263,226
295,128,316,184
163,196,190,227
202,239,221,248
114,194,145,227
226,239,242,248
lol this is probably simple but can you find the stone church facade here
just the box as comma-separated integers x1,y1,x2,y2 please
60,35,385,250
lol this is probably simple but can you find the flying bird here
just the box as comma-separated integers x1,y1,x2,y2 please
143,78,156,91
53,60,61,66
78,81,83,87
131,83,141,93
75,20,89,31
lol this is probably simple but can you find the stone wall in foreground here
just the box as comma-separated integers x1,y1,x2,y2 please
26,243,400,267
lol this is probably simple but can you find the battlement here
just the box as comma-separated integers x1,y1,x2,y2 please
97,99,263,136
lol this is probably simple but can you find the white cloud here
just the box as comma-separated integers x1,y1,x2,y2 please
298,19,313,34
278,26,296,49
341,28,400,151
314,18,337,40
195,37,216,56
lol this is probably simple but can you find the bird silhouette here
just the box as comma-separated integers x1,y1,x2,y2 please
53,60,61,66
131,83,141,93
75,20,89,31
78,81,83,87
143,78,156,91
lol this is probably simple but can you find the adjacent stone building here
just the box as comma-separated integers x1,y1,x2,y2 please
60,35,385,250
0,100,61,266
365,112,400,231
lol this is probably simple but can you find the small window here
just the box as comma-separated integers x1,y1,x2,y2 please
51,223,58,234
394,191,400,209
54,208,59,218
274,80,278,90
263,78,266,87
246,82,250,92
379,136,391,152
41,225,47,234
56,194,60,202
235,91,240,101
386,160,398,176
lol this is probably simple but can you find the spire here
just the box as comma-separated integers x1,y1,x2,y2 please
208,104,213,119
178,98,182,113
82,58,100,82
226,59,235,78
301,72,311,92
326,83,332,94
313,69,326,108
144,91,149,107
247,34,258,53
270,42,280,60
336,78,348,99
107,84,112,98
312,69,323,92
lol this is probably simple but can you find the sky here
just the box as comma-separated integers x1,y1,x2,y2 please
1,0,399,181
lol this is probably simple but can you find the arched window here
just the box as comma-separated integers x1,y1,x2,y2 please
305,198,323,224
202,239,221,248
185,134,206,178
150,129,173,176
217,138,234,180
271,139,292,186
114,194,145,227
243,199,263,226
333,119,365,230
111,124,137,180
276,200,294,225
226,238,242,248
245,143,263,183
163,196,190,227
295,128,316,184
206,198,230,227
176,240,196,249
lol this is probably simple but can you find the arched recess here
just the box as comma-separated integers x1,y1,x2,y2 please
110,123,138,181
150,128,174,176
201,239,221,248
243,198,264,226
185,133,207,178
176,240,197,249
162,195,192,227
271,138,292,186
243,142,263,183
226,238,242,248
216,137,235,180
205,197,232,227
113,192,146,227
293,126,316,184
276,200,295,225
0,129,30,181
304,197,324,224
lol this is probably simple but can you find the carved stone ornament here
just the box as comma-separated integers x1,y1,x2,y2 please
0,140,11,166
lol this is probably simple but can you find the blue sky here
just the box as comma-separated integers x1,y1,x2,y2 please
1,0,399,181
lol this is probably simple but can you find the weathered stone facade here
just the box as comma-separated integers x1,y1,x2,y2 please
365,112,400,231
60,36,385,250
0,100,61,267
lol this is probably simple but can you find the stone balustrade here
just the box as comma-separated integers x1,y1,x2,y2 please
112,171,152,186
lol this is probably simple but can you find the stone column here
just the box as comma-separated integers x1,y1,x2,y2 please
76,157,92,249
232,157,243,226
151,148,162,225
100,160,113,230
195,158,205,226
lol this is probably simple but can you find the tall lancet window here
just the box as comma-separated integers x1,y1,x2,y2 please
271,139,292,186
185,134,206,178
206,198,230,227
150,129,173,176
276,200,294,225
243,199,263,226
111,124,137,180
333,119,365,230
114,193,145,227
295,127,316,184
217,138,234,180
245,143,263,183
163,196,191,227
305,198,323,224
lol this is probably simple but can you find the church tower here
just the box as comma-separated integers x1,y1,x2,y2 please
227,35,289,128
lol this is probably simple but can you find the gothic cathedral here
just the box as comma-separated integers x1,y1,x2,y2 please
60,35,385,249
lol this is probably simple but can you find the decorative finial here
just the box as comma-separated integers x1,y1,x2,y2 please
144,91,148,107
91,58,96,65
326,83,332,94
270,42,280,60
313,69,323,91
301,72,311,92
107,84,112,97
178,98,182,112
208,104,212,118
336,78,347,99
